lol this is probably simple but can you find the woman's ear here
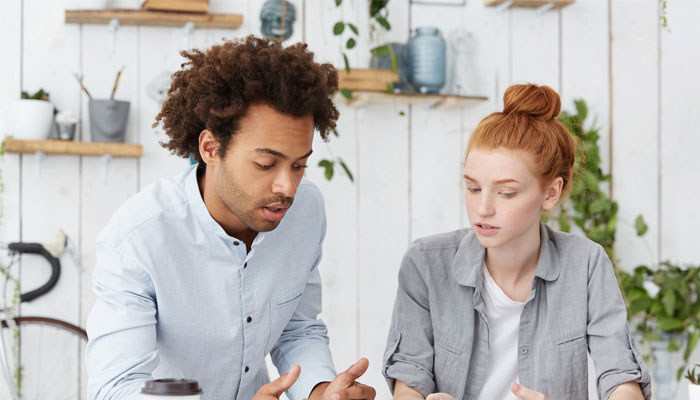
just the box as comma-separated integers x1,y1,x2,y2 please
199,129,219,165
542,177,564,211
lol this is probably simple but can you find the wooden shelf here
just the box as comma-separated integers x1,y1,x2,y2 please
4,139,143,158
335,91,488,109
65,9,243,29
484,0,575,8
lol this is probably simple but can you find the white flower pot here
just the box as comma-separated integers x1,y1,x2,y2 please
689,382,700,400
4,99,54,140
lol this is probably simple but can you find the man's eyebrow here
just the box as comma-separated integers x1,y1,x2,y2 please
254,148,313,161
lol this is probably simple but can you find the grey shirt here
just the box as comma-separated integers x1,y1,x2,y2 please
383,224,651,400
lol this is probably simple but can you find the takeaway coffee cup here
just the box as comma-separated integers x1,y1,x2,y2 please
140,379,202,399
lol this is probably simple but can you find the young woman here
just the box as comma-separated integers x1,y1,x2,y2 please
382,84,650,400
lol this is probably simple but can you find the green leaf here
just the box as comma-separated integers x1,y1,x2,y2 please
386,83,394,93
678,366,686,381
343,53,350,73
589,197,611,214
685,331,700,361
338,158,354,183
574,99,588,121
348,23,359,35
332,129,339,138
635,215,649,236
390,52,399,72
340,88,353,100
663,289,677,316
369,0,389,17
399,110,406,116
346,38,356,49
375,16,391,30
318,159,334,180
335,0,342,6
333,22,345,35
643,331,662,342
657,318,684,332
669,337,681,352
371,44,392,57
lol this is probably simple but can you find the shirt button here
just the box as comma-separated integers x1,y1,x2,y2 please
246,316,252,323
519,346,529,354
244,366,249,373
233,241,240,246
243,262,248,269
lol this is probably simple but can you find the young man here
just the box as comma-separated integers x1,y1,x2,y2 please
86,35,375,400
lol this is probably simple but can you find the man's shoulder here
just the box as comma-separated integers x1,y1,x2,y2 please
97,168,191,246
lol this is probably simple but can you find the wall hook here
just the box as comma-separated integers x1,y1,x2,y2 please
535,2,555,16
100,154,112,185
495,0,515,13
108,18,120,56
34,151,46,180
183,21,195,49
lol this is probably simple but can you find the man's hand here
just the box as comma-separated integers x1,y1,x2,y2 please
309,358,376,400
253,365,301,400
510,382,547,400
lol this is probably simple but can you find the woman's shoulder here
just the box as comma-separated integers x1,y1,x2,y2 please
546,226,607,259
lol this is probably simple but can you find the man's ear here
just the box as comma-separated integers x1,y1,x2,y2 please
199,129,219,165
542,177,564,212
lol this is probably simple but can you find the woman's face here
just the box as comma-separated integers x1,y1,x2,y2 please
463,147,561,250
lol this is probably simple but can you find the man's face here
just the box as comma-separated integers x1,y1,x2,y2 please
212,103,314,233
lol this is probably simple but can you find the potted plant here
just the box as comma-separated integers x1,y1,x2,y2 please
553,99,700,400
4,89,55,141
686,364,700,399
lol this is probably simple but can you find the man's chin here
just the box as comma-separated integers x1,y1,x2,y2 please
249,220,282,233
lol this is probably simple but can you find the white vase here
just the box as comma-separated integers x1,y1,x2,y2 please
689,383,700,399
4,99,54,141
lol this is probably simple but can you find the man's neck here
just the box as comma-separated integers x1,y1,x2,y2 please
197,165,257,249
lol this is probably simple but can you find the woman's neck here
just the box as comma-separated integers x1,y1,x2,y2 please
484,224,541,302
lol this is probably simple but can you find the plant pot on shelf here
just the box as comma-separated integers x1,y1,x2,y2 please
89,99,130,143
4,99,54,141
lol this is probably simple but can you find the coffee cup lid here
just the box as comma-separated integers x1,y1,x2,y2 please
141,379,203,395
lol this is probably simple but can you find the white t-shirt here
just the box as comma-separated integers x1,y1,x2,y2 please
476,263,527,400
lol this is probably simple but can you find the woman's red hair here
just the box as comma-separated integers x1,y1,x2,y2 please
466,84,576,199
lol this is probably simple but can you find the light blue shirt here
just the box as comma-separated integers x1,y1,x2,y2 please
86,164,336,400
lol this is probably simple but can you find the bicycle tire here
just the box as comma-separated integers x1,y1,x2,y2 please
0,316,88,400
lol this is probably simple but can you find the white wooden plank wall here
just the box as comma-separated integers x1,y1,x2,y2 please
1,0,699,399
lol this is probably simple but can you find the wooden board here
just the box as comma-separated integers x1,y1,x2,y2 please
5,139,143,157
142,0,209,14
65,9,243,29
335,91,488,109
338,69,399,92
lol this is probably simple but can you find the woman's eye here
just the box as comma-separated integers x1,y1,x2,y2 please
501,192,516,198
255,163,272,170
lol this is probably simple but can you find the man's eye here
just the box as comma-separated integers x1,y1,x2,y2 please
255,163,272,170
467,187,481,193
293,164,308,170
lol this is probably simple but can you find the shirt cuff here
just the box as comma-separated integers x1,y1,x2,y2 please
288,364,336,400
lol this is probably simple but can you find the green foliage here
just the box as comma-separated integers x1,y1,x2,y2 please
557,99,700,380
687,364,700,385
659,0,669,31
21,88,49,101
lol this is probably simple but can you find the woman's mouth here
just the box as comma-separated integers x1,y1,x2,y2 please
475,223,500,236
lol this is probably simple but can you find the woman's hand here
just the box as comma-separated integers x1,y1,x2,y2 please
426,393,456,400
510,382,547,400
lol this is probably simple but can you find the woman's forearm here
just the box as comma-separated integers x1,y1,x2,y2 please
609,381,644,400
393,380,425,400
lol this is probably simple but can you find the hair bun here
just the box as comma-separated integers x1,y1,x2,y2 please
502,84,561,120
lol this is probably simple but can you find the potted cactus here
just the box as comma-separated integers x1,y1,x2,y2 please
3,89,55,141
685,365,700,399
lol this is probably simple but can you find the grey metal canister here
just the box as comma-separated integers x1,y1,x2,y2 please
88,99,129,142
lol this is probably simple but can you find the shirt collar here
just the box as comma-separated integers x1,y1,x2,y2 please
185,164,267,245
452,222,560,287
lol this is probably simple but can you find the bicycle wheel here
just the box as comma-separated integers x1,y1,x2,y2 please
0,316,87,400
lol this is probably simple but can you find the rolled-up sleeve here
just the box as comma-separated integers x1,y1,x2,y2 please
383,242,436,397
86,241,158,400
587,245,652,399
269,213,336,400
